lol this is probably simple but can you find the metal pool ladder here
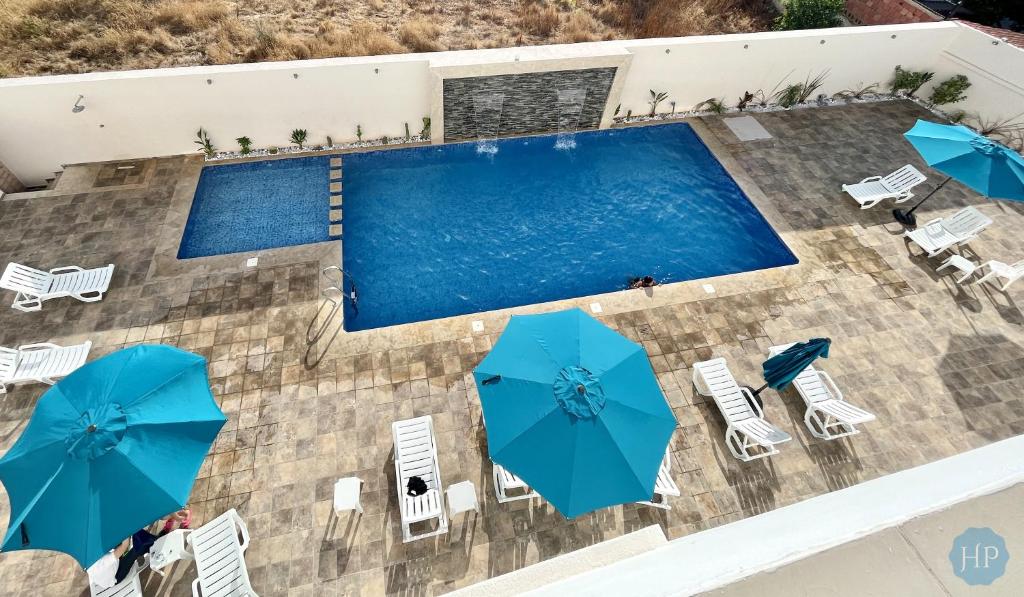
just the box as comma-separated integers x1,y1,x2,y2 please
306,266,348,344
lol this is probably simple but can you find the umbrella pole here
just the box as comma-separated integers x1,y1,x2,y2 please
893,176,952,228
750,382,769,397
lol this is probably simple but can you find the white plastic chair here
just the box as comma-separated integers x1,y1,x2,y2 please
692,358,791,461
0,341,91,394
636,447,681,510
1,262,115,312
187,509,256,597
768,344,876,440
89,560,144,597
393,415,448,542
842,164,926,209
904,206,992,257
493,462,540,503
974,259,1024,291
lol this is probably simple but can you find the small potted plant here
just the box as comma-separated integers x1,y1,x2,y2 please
290,129,308,150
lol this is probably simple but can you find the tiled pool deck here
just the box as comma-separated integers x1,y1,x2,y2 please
2,101,1024,596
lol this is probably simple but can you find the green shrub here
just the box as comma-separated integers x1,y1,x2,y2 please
695,98,726,114
890,65,934,97
420,116,431,138
929,75,971,105
775,84,802,108
290,128,307,149
774,0,844,31
236,136,252,155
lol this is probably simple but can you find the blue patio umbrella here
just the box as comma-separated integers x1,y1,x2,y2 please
0,344,226,568
752,338,832,398
473,308,677,518
894,119,1024,226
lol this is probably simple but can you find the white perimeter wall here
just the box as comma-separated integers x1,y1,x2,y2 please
0,21,1021,187
0,56,433,185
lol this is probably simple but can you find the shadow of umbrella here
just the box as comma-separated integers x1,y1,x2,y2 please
938,332,1024,444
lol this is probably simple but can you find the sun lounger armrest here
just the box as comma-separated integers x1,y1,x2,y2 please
740,386,765,418
47,266,84,274
231,509,251,551
16,342,61,352
191,578,201,597
816,370,844,402
858,175,882,183
955,233,980,246
922,217,943,227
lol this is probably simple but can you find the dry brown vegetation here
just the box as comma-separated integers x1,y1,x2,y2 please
0,0,776,77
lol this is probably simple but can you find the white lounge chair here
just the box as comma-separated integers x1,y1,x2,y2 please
636,447,681,510
90,560,143,597
692,358,791,461
187,509,256,597
493,462,540,503
974,259,1024,291
768,344,876,441
904,206,992,257
1,262,115,312
0,341,92,394
842,164,926,209
393,415,448,542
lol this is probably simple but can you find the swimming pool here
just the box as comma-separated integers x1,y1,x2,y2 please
341,124,796,331
178,156,331,259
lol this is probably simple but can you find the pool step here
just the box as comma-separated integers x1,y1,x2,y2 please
329,156,343,240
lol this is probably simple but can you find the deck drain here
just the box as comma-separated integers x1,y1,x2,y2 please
246,257,259,268
471,320,484,333
702,283,715,294
589,302,603,313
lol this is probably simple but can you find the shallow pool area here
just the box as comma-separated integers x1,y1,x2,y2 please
341,124,796,331
178,156,331,259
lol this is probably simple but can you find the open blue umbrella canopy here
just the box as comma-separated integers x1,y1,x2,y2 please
762,338,831,392
0,345,225,568
473,308,677,518
904,120,1024,201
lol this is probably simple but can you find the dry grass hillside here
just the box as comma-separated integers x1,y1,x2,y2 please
0,0,775,77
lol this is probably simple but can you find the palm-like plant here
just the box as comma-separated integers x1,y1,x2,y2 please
290,128,308,149
648,90,668,117
195,128,215,158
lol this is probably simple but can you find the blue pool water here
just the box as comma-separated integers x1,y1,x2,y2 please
342,124,796,331
178,156,331,259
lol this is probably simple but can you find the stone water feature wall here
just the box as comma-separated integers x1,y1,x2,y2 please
442,67,617,142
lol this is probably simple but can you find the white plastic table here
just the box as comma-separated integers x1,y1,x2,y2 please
334,477,364,515
446,480,479,518
149,529,193,575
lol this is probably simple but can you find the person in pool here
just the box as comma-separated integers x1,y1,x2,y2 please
628,275,657,289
